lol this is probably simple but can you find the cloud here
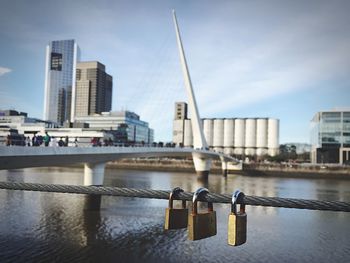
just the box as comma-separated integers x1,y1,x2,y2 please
185,3,350,116
0,67,12,76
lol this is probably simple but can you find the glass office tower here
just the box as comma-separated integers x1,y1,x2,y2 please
310,110,350,164
43,40,80,124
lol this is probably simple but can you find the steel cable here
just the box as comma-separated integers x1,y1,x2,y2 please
0,182,349,212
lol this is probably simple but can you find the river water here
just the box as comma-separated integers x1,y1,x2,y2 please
0,168,349,263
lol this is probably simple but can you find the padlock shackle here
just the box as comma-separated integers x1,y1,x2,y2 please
192,187,213,215
168,187,186,209
231,190,245,214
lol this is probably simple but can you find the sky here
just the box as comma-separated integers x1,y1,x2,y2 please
0,0,349,143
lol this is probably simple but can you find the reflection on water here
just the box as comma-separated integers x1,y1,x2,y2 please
0,168,349,263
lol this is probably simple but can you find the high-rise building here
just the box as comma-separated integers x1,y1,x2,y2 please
310,109,350,164
43,39,80,124
74,61,112,118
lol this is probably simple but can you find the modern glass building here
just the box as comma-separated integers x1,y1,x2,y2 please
75,111,154,144
310,110,350,164
44,39,80,124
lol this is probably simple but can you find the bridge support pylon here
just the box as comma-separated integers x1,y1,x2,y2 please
84,162,105,186
221,161,228,177
192,153,211,180
84,162,105,211
220,156,228,177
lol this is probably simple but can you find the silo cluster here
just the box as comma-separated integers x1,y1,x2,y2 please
177,117,279,156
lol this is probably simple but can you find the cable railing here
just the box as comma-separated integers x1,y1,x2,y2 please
0,182,349,212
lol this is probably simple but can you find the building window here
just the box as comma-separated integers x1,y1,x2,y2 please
51,52,62,71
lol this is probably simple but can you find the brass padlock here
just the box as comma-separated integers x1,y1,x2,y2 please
188,187,217,240
228,190,247,246
164,187,188,230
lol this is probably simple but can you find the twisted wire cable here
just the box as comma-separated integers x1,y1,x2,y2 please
0,182,349,212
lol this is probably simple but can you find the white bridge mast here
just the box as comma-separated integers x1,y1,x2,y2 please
172,10,212,178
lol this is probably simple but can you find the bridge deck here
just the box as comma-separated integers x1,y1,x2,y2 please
0,146,237,170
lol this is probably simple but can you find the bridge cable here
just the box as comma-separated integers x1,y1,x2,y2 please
0,182,349,212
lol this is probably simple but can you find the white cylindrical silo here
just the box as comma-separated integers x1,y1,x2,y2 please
224,147,234,155
203,119,213,147
223,119,234,148
256,118,268,148
268,148,278,157
256,148,268,156
267,118,279,148
213,119,224,147
245,119,257,148
245,148,256,156
268,118,279,156
234,148,244,155
184,119,193,147
234,119,245,148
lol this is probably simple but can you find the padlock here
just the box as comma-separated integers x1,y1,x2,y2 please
188,187,217,240
164,187,188,230
228,190,247,246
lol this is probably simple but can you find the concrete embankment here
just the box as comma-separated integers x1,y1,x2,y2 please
106,159,222,174
106,159,350,179
242,163,350,179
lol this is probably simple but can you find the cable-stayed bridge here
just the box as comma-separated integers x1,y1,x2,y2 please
0,146,238,185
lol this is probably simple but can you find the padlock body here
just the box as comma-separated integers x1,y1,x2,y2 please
164,208,189,230
228,213,247,246
188,211,217,240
